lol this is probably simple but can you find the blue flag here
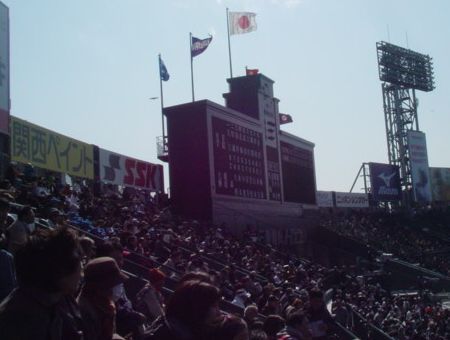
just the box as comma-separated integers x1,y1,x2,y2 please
159,56,169,81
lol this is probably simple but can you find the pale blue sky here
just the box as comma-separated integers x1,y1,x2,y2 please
3,0,450,192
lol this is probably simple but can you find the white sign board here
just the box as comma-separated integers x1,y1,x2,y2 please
407,131,432,203
316,191,334,207
335,192,369,208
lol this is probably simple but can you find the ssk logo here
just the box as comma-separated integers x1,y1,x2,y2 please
104,154,121,181
101,151,162,191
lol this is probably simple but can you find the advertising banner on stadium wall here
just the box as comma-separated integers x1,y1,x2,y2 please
407,131,432,203
316,191,334,207
99,148,163,192
335,192,369,208
430,167,450,202
0,3,10,134
369,163,402,201
10,116,94,179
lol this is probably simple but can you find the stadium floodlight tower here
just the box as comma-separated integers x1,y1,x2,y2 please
376,41,435,207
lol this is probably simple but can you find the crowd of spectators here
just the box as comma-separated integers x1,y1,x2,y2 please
0,164,449,339
321,212,450,276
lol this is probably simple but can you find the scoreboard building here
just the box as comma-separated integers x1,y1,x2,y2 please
164,74,316,233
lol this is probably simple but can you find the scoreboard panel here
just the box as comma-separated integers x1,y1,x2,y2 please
211,116,266,200
280,141,316,204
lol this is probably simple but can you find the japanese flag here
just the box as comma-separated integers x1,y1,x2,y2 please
228,12,257,35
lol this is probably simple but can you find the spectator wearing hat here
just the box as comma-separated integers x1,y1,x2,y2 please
78,257,128,340
98,239,147,337
0,227,84,340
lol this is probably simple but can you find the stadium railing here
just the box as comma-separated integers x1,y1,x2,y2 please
351,309,395,340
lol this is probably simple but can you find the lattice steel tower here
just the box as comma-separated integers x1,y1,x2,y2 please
376,41,435,206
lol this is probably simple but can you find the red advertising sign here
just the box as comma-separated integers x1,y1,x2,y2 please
99,148,164,192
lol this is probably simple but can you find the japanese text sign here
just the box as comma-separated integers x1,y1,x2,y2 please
10,116,94,179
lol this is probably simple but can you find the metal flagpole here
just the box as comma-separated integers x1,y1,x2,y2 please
226,8,233,78
158,54,165,139
190,32,195,102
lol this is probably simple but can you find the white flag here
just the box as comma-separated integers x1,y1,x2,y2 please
228,12,257,35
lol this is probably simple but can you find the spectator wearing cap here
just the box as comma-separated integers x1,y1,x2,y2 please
0,227,84,339
78,257,128,340
48,207,65,228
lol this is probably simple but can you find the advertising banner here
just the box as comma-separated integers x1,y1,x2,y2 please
335,192,369,208
430,167,450,202
316,191,334,207
211,116,266,200
0,2,10,134
10,116,94,179
369,163,402,201
407,131,432,203
99,148,163,192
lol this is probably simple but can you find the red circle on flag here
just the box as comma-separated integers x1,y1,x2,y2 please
238,15,250,29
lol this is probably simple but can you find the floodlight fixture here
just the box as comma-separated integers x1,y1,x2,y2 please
376,41,435,92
